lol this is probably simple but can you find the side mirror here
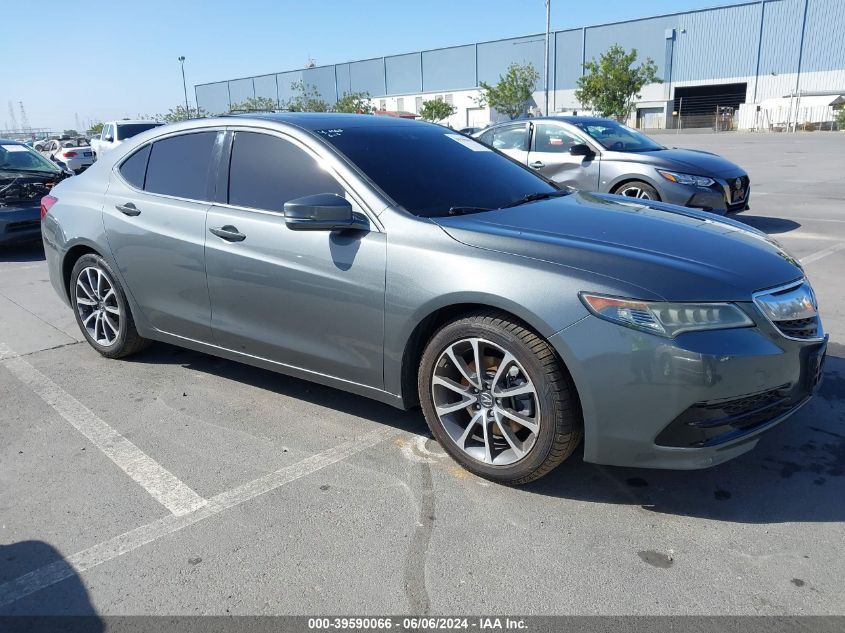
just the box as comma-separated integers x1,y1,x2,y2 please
569,143,593,157
105,135,114,143
284,193,367,232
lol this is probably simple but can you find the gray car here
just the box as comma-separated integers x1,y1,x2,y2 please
41,114,825,484
474,116,750,214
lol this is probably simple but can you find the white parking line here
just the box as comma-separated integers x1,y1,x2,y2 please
0,426,394,608
0,342,207,517
799,242,845,265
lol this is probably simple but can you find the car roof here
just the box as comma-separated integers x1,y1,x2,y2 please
487,115,618,128
232,112,426,130
0,139,24,145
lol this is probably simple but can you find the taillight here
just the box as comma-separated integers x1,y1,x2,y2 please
40,195,58,220
63,151,78,157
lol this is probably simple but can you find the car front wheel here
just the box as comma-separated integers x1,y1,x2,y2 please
614,181,659,200
419,311,582,484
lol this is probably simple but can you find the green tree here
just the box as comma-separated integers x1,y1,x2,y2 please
284,81,330,112
228,96,278,113
835,106,845,130
476,62,540,120
334,91,374,114
156,104,209,122
575,45,661,121
88,122,104,136
419,98,456,123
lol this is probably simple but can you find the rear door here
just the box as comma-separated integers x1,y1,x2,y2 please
102,129,224,341
204,129,386,388
527,121,600,190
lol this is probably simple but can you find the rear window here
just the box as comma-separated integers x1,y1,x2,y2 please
116,123,162,141
144,132,216,200
316,124,554,218
119,145,151,189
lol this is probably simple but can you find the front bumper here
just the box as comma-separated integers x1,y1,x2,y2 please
0,204,41,245
549,309,824,469
656,174,750,215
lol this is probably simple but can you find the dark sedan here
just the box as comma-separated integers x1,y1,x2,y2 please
0,139,67,245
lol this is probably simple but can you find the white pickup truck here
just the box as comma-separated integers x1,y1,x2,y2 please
90,120,163,156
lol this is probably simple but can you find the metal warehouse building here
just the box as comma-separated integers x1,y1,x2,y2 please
195,0,845,130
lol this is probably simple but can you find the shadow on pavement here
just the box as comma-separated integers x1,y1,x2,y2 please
0,540,102,628
0,242,45,263
733,214,801,235
127,342,844,525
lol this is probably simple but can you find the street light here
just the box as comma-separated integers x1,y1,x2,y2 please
178,56,190,117
543,1,550,115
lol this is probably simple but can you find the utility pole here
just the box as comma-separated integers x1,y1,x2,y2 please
8,101,18,131
178,56,190,117
543,0,551,115
19,102,30,131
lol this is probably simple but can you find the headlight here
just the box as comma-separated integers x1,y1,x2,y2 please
580,293,754,338
657,170,715,187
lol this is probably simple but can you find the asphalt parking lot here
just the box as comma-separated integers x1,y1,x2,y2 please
1,131,843,617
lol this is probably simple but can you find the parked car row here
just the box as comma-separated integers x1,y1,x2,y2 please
39,113,824,485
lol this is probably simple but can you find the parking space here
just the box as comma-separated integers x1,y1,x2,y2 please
0,132,843,616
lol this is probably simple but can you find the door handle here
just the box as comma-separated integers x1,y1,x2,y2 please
116,202,140,216
529,161,545,169
209,225,246,242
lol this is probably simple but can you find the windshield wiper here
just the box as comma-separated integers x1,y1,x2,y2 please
448,206,492,216
500,189,572,209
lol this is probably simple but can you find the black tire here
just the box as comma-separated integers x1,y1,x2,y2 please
613,180,660,201
418,310,582,485
70,253,150,359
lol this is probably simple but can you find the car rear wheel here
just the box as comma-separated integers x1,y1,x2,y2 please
70,254,150,359
418,311,582,484
614,181,659,200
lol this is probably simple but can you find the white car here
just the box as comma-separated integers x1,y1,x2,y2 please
91,120,163,156
44,138,96,174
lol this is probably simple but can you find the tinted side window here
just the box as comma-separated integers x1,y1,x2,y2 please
491,125,527,151
144,132,217,200
477,129,494,146
533,124,582,153
228,132,343,212
119,145,151,189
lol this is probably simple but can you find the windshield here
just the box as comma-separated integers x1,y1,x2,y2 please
570,120,664,152
316,124,556,217
116,123,162,141
0,142,62,175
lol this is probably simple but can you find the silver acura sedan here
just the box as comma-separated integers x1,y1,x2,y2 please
475,116,750,214
41,114,826,484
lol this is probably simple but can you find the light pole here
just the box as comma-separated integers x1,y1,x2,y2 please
178,56,190,117
543,0,550,115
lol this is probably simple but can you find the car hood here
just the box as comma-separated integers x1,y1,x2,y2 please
432,192,802,302
607,147,745,177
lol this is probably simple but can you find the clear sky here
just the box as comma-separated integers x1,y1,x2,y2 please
2,0,740,133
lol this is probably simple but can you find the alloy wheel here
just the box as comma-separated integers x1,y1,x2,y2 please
431,337,540,466
75,266,121,346
617,185,653,199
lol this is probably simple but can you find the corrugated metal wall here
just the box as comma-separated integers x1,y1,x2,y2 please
196,0,845,115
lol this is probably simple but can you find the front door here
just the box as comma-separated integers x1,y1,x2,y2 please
102,130,221,341
527,122,601,191
205,130,386,389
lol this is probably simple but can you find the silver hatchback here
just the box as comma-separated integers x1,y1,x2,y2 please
475,116,750,214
